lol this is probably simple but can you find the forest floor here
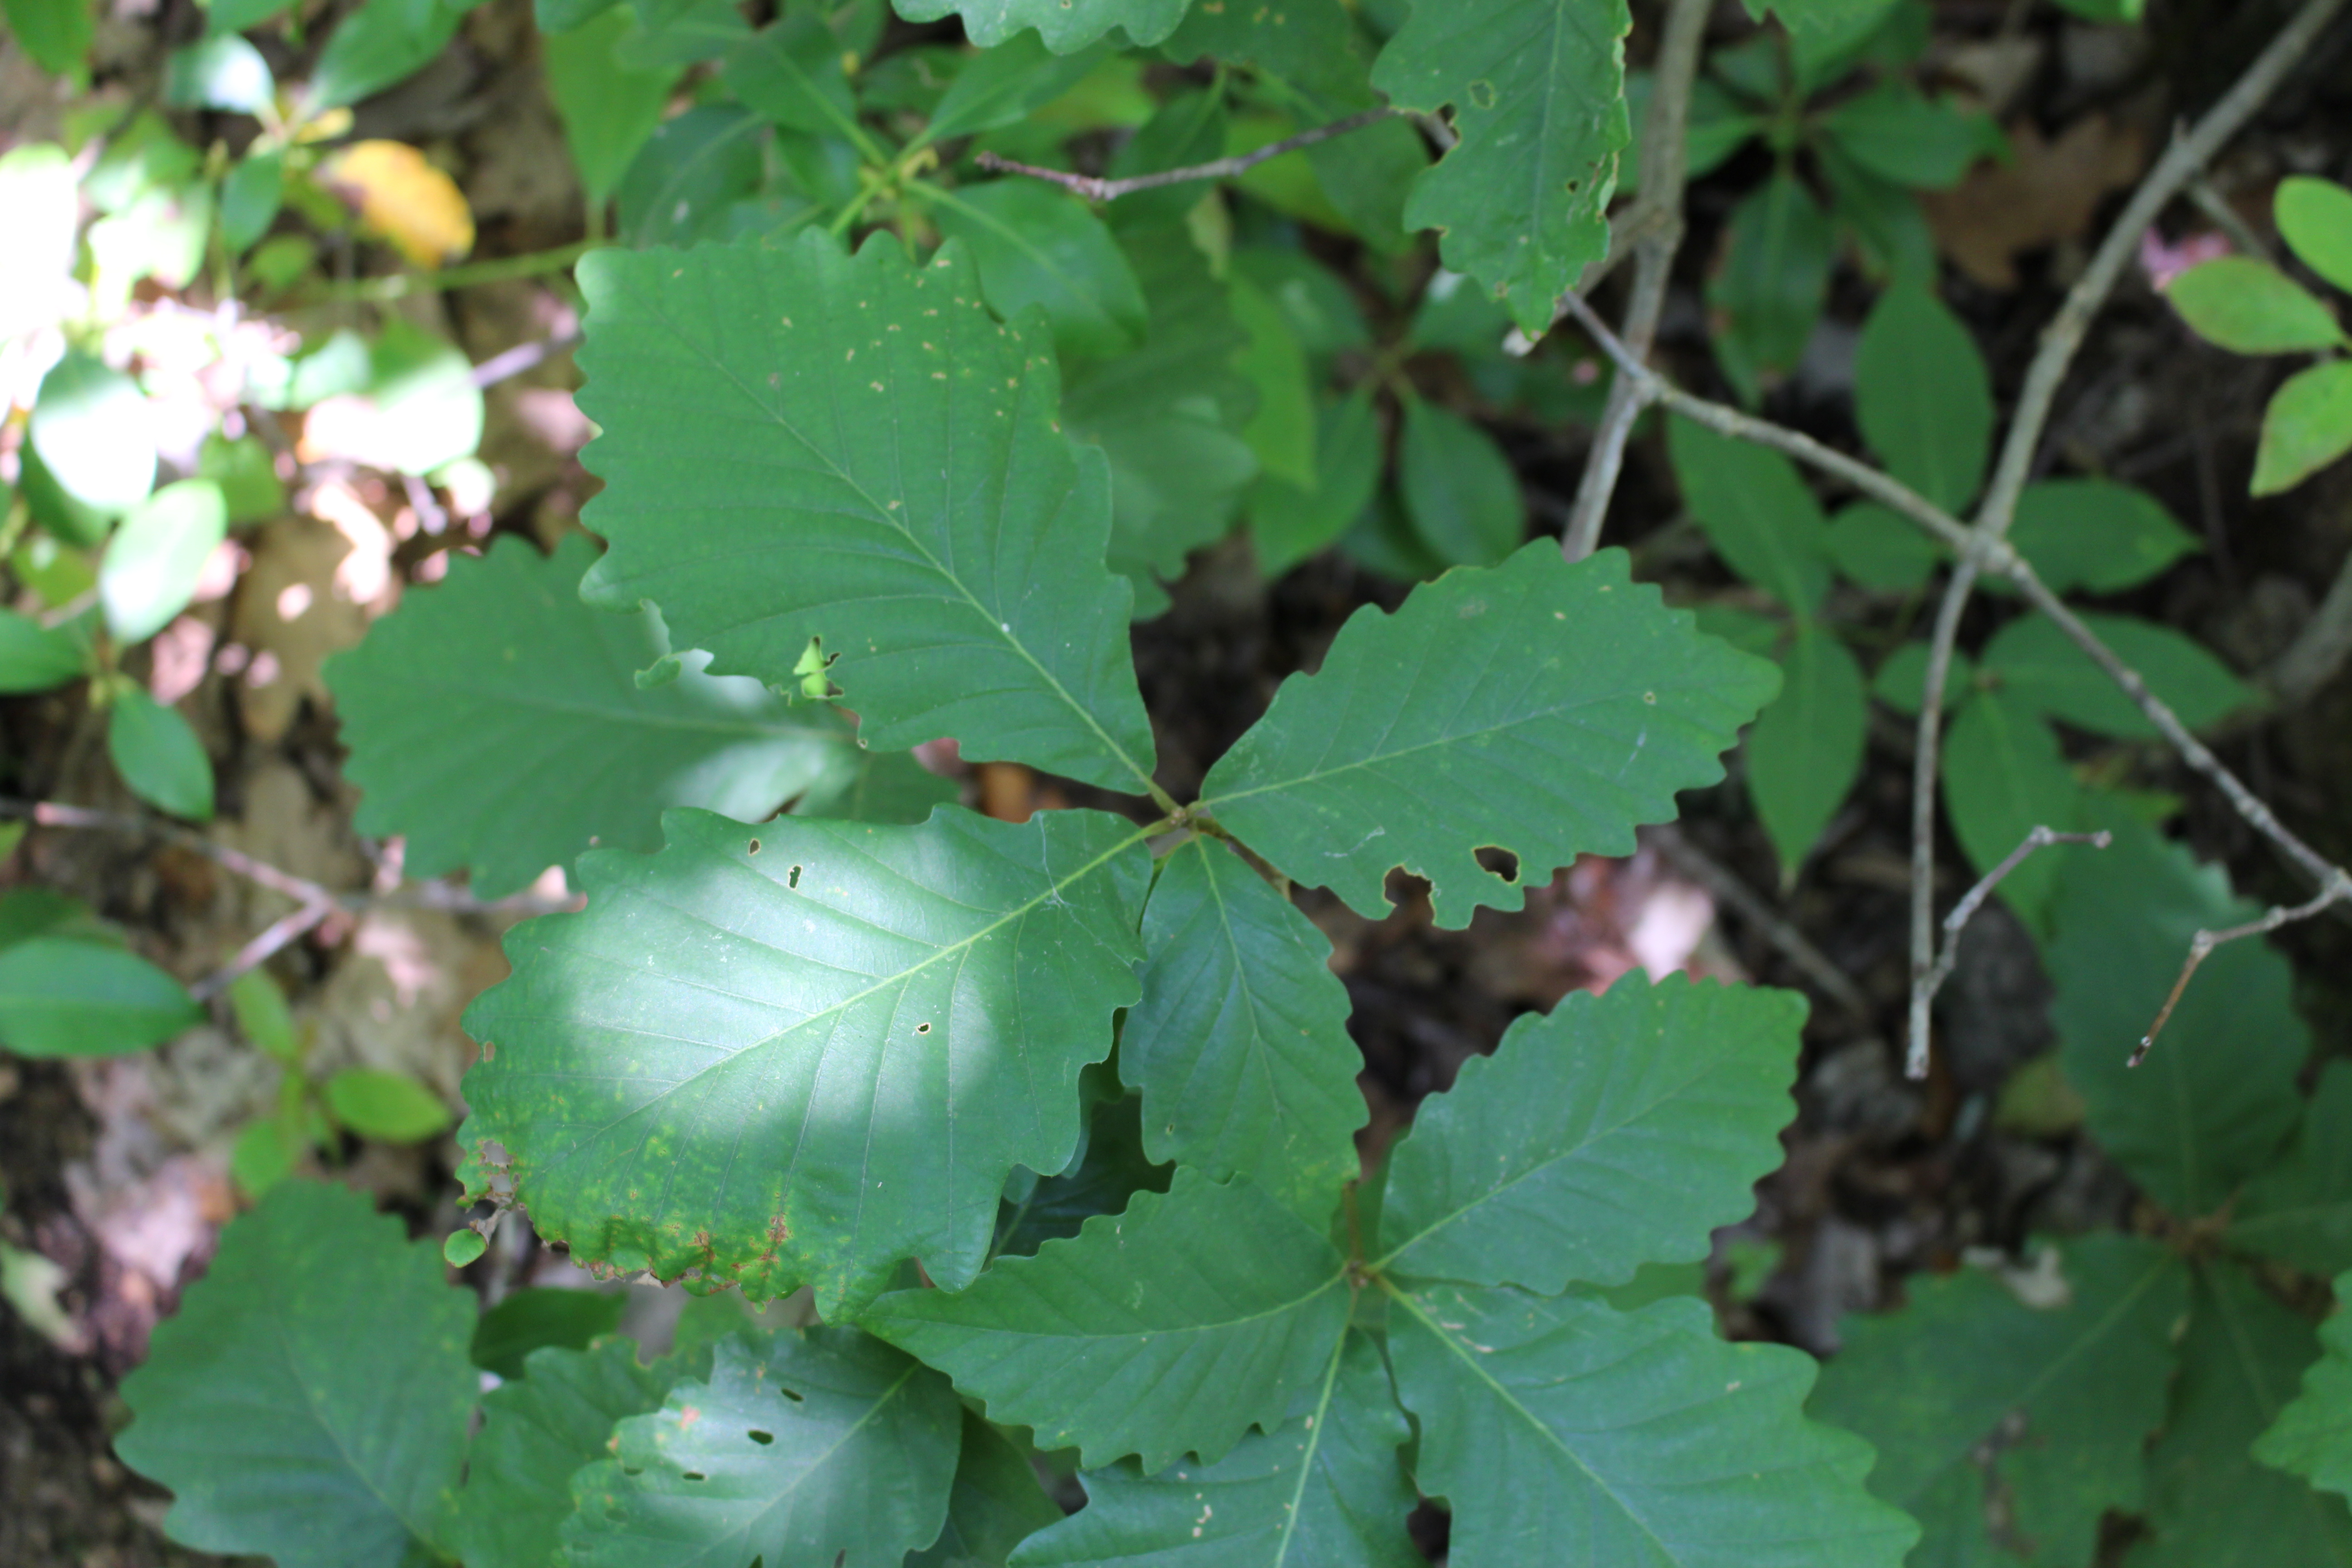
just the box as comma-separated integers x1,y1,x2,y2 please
6,0,2352,1563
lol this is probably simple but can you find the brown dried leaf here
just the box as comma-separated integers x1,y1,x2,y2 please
1923,116,2148,289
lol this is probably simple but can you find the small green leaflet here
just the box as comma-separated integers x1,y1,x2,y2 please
573,231,1158,794
449,1336,678,1568
1979,610,2256,740
460,805,1150,1316
1122,835,1365,1224
329,534,951,901
115,1183,478,1568
564,1327,962,1568
1011,1331,1419,1568
892,0,1194,52
0,935,199,1058
1198,544,1779,928
2258,1269,2352,1503
1808,1235,2188,1566
2255,360,2352,496
1371,0,1633,334
1748,625,1867,878
1940,688,2084,933
1667,416,1833,614
865,1168,1353,1472
1376,972,1804,1294
1387,1285,1917,1568
2232,1062,2352,1279
2167,257,2344,355
931,181,1149,359
1853,283,1992,513
2047,820,2305,1219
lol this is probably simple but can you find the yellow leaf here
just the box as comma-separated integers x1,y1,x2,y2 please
320,140,473,269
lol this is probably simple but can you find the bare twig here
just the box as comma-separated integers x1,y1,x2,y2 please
1560,0,1710,561
2132,870,2352,1067
194,903,337,1003
974,107,1401,204
1648,824,1872,1025
470,330,582,390
1910,827,2112,1076
1904,0,2348,1076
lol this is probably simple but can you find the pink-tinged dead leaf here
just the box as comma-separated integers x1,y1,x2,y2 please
512,388,594,454
147,616,215,706
2141,228,2233,290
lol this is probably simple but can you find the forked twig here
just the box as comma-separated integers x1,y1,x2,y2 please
1909,827,2112,1078
975,106,1401,204
2131,871,2352,1067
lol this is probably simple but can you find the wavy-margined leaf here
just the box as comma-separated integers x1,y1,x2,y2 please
450,1337,682,1568
573,231,1157,794
1375,972,1802,1293
892,0,1190,51
115,1183,477,1568
469,1285,630,1378
2048,821,2305,1219
1387,1284,1917,1568
2259,1270,2352,1504
1121,835,1364,1223
911,1411,1064,1568
329,534,950,901
1161,0,1367,104
1748,624,1867,877
1197,543,1778,928
1012,1330,1417,1568
1809,1235,2187,1566
1369,0,1633,333
564,1327,962,1568
1980,611,2257,740
2232,1063,2352,1278
932,181,1148,359
2132,1262,2352,1568
460,805,1151,1316
993,1088,1172,1260
865,1168,1353,1471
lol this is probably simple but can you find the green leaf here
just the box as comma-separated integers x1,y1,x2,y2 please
1871,642,1972,716
197,433,287,522
329,534,937,901
918,33,1112,147
1200,544,1779,927
1062,233,1259,612
470,1286,629,1379
1817,82,1991,190
1230,273,1318,490
227,968,300,1063
1710,173,1835,402
1742,0,1904,32
1371,0,1633,334
573,231,1158,794
0,609,88,692
308,0,466,109
0,936,198,1058
29,352,157,521
911,1410,1064,1567
100,480,228,644
1388,1284,1916,1568
451,1337,677,1568
2279,176,2352,294
2259,1270,2352,1502
1163,0,1370,105
2,0,93,80
722,14,861,140
1825,501,1942,593
0,887,112,952
2232,1063,2352,1279
2004,478,2199,595
993,1089,1172,1261
932,183,1149,359
1854,283,1993,513
2132,1262,2352,1567
1122,836,1364,1224
165,35,275,113
0,144,80,341
1940,689,2083,932
1980,611,2255,739
1250,389,1383,577
2167,256,2344,354
460,805,1150,1315
1375,971,1804,1292
1397,399,1522,568
107,688,215,822
547,9,682,205
323,1067,453,1142
2255,359,2352,496
2048,819,2306,1218
865,1167,1354,1472
894,0,1189,51
1749,625,1867,877
115,1182,477,1568
615,105,766,247
564,1326,962,1568
208,0,293,34
1809,1235,2189,1566
1012,1330,1418,1568
1667,416,1834,613
623,0,751,63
